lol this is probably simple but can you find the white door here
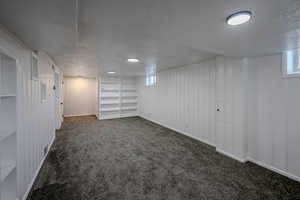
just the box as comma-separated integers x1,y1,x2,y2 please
54,71,63,129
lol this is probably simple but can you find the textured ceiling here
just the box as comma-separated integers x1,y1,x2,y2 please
0,0,298,77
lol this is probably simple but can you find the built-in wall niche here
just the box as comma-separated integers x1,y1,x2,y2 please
0,52,17,200
0,54,16,96
120,78,138,117
99,76,138,119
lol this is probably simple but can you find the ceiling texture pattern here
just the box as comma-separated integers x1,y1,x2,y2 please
0,0,298,77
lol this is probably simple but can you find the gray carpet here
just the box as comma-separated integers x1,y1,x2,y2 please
28,116,300,200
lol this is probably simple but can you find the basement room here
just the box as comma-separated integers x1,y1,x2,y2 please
0,0,299,200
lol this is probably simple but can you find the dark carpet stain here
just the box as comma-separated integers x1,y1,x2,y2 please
27,116,300,200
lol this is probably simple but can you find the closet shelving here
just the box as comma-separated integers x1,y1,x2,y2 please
99,77,121,119
99,76,138,119
0,52,17,200
120,77,138,118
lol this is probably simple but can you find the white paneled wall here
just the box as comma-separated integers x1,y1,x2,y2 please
0,27,60,199
215,57,248,162
138,55,300,182
138,60,216,146
247,54,300,181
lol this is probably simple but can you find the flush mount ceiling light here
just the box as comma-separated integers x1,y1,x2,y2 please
127,58,139,63
107,71,116,74
227,11,252,26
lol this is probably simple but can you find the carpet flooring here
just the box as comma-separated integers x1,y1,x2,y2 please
28,116,300,200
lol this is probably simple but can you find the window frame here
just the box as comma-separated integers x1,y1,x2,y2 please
145,73,157,86
282,51,300,78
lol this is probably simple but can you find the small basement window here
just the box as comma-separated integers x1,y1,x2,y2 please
146,74,156,86
283,50,300,77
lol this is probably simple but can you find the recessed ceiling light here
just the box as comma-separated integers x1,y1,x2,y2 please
227,11,252,26
107,71,116,74
127,58,139,63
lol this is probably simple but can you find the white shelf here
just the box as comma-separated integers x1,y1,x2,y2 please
101,95,120,98
101,101,120,105
0,94,16,98
100,114,120,120
0,52,18,199
122,95,138,97
0,129,16,142
101,89,119,92
120,113,138,118
0,161,16,182
122,106,137,111
122,88,136,91
100,107,120,112
121,100,137,104
101,81,120,85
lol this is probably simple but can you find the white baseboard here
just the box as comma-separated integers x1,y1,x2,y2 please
64,113,96,117
246,157,300,183
139,115,300,183
216,148,246,163
21,135,56,200
99,114,138,120
139,115,216,148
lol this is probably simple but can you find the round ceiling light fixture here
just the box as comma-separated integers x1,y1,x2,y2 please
107,71,116,74
226,11,252,26
127,58,139,63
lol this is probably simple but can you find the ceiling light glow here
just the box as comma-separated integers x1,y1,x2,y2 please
127,58,139,63
227,11,252,26
107,71,116,74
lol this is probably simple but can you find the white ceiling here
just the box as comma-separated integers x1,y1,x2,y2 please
0,0,299,77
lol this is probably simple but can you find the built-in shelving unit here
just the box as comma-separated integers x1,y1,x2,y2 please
99,76,138,119
0,52,17,200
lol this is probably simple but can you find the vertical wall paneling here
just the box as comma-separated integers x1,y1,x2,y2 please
138,60,216,147
0,27,61,199
246,54,300,181
215,57,248,162
139,55,300,181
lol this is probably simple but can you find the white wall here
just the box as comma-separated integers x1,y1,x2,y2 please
0,26,60,199
247,54,300,181
215,57,248,162
137,55,300,182
64,77,97,117
138,60,216,146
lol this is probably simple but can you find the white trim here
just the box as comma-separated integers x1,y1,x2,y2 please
140,115,300,183
139,115,216,147
246,157,300,183
21,135,56,200
99,114,138,120
64,113,97,117
282,51,300,78
216,148,246,163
